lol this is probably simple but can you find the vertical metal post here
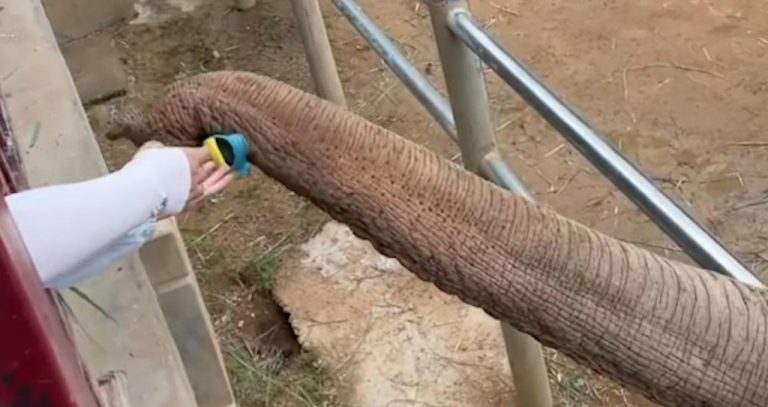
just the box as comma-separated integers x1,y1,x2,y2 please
426,2,492,172
290,0,348,107
426,1,553,406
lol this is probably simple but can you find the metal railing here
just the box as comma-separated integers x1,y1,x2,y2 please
288,0,765,405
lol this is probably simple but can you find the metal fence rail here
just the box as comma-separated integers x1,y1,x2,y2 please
447,9,763,287
288,0,765,405
330,0,458,140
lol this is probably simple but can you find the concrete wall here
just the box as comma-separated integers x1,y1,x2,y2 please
42,0,134,105
43,0,135,43
3,1,235,405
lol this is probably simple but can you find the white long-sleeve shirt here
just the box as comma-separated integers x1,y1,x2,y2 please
5,148,191,289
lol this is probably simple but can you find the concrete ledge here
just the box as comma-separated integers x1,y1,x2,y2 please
141,217,236,407
42,0,135,43
0,1,198,405
155,277,236,407
152,218,178,240
142,223,192,287
61,33,128,105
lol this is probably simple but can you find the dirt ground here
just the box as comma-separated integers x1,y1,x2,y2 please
91,0,768,405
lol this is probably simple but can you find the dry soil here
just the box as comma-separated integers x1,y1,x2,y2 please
92,0,768,405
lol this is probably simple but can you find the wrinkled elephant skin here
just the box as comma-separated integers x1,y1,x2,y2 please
109,71,768,407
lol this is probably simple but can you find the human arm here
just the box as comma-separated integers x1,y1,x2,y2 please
6,145,233,289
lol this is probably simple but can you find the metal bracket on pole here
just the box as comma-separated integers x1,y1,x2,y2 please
426,1,554,406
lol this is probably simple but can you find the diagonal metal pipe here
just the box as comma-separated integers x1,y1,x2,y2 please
330,0,536,199
330,0,458,140
447,9,763,287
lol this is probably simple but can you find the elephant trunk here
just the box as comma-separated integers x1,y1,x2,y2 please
137,71,768,406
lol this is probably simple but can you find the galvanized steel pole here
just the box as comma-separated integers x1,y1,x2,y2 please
447,11,763,287
426,1,554,406
426,3,493,172
328,0,538,198
482,154,534,201
290,0,348,107
328,0,533,197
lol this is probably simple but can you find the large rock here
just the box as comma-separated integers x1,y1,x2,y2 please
275,221,516,406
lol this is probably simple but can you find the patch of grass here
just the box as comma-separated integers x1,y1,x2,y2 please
183,232,226,270
226,344,336,406
295,196,315,214
289,351,336,406
234,182,263,202
240,250,283,290
555,371,592,406
227,346,285,405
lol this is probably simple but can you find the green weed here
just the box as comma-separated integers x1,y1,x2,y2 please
183,232,226,269
555,371,592,406
226,344,335,406
241,250,283,290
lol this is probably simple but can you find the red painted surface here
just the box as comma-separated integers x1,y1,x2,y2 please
0,100,100,406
